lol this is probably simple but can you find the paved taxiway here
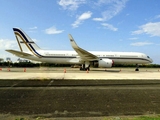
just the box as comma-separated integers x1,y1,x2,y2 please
0,67,160,119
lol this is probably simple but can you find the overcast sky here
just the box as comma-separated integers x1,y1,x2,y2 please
0,0,160,64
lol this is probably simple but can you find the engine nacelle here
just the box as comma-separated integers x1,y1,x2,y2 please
98,59,113,68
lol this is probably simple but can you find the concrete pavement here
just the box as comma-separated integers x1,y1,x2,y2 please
0,67,160,80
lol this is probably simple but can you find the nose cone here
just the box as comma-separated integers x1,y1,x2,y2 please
149,58,153,63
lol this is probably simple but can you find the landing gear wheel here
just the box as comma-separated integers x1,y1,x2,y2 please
135,64,139,71
85,67,90,71
80,67,83,71
135,68,139,71
79,64,90,71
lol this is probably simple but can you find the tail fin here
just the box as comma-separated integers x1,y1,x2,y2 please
13,28,42,57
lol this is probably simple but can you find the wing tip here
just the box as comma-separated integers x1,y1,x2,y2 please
68,34,74,42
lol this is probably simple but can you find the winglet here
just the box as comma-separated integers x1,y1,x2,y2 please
68,34,79,49
68,34,98,60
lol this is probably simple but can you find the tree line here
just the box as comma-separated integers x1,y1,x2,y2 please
0,61,160,68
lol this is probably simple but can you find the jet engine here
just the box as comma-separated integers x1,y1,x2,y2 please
98,59,113,68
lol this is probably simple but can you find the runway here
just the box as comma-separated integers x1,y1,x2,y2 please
0,67,160,119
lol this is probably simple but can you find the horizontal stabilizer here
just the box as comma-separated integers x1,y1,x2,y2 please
6,50,32,57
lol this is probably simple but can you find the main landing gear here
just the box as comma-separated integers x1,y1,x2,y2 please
80,63,90,71
135,64,139,71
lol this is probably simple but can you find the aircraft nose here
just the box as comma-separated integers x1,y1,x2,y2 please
150,58,153,63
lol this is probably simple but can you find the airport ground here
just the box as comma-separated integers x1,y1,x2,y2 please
1,67,160,79
0,67,160,119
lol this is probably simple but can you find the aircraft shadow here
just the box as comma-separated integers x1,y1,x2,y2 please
91,69,120,72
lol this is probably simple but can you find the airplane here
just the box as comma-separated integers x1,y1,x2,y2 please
6,28,153,71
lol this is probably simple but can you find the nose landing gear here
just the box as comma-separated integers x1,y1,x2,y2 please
135,64,139,71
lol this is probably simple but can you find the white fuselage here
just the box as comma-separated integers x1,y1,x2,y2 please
9,28,153,66
6,27,153,69
21,50,152,64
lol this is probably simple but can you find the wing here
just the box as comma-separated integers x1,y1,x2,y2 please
6,50,32,57
68,34,98,61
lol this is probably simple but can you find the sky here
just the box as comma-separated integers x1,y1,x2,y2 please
0,0,160,64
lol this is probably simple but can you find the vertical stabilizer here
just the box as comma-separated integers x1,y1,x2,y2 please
13,28,42,57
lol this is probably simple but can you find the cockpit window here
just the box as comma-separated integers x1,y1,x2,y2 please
147,56,150,58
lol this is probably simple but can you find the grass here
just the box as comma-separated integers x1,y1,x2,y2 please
103,115,160,120
9,115,160,120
